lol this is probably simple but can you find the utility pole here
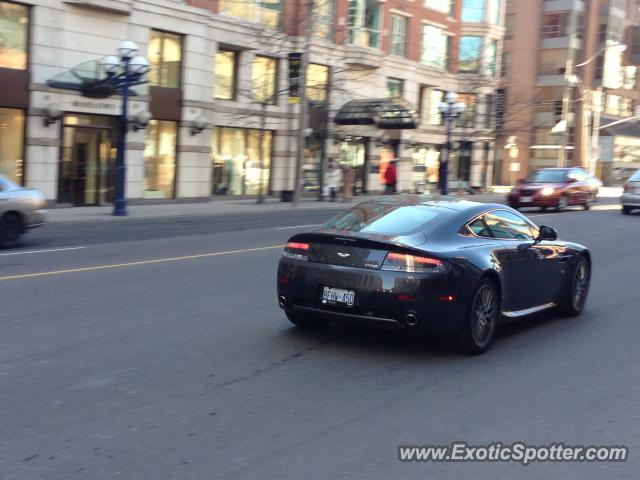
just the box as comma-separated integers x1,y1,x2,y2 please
292,0,314,207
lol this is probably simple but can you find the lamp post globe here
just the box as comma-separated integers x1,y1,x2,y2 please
118,41,138,60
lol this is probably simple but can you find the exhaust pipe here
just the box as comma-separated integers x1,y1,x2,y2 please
404,313,419,327
278,295,287,308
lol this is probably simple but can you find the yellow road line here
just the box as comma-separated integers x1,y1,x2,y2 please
0,245,283,282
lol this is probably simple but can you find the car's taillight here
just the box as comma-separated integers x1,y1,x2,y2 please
624,183,631,192
381,252,445,273
283,241,310,261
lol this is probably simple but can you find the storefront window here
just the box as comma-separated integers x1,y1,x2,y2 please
307,63,329,102
144,120,177,199
339,140,366,193
0,1,28,70
148,30,182,88
215,50,236,100
219,0,281,28
459,36,482,73
0,107,24,183
412,146,441,192
252,56,277,103
211,127,272,196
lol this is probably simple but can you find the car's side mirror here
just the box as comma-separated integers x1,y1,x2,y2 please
537,225,558,241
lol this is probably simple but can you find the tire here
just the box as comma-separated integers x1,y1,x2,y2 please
0,212,23,248
456,278,500,355
584,197,592,210
592,191,599,203
559,256,591,317
622,206,632,215
285,309,323,329
556,195,568,212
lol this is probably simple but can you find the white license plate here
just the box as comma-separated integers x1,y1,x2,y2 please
322,286,355,306
520,196,533,203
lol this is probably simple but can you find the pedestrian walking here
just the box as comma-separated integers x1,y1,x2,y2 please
324,162,343,202
384,159,398,194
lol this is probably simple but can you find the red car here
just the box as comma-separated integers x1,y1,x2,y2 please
508,168,594,211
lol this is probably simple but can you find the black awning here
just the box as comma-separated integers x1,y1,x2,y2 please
599,116,640,138
334,97,418,129
47,60,138,99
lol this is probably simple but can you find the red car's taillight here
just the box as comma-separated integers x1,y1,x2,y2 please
283,241,310,261
381,252,445,273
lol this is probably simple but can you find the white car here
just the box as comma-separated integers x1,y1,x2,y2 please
621,169,640,215
0,175,47,247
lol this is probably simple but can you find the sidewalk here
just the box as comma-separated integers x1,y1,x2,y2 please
45,192,508,224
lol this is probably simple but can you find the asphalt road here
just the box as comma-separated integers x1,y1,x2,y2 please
1,201,639,479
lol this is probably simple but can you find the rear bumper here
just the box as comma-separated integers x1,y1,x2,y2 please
277,257,472,334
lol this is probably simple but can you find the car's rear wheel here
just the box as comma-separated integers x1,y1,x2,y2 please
285,309,323,329
559,257,590,317
622,206,632,215
584,196,592,210
457,278,499,355
0,212,23,248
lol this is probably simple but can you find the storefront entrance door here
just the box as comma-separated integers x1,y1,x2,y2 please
59,118,116,205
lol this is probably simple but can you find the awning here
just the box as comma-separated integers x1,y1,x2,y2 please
47,60,137,99
599,116,640,138
334,97,418,129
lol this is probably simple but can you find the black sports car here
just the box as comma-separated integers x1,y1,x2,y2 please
277,196,591,354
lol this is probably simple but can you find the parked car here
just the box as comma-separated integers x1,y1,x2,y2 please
0,175,47,247
507,167,593,211
621,169,640,214
277,196,591,354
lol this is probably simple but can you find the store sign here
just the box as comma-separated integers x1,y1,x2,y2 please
288,52,302,104
70,100,118,111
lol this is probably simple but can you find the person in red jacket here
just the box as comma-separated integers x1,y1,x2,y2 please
384,159,398,194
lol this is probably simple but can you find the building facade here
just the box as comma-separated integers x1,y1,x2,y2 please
0,0,505,206
500,0,640,185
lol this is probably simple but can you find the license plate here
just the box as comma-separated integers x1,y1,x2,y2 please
322,286,355,306
520,196,533,203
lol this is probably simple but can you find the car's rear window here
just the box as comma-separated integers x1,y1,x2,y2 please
629,170,640,182
323,203,444,235
526,169,568,183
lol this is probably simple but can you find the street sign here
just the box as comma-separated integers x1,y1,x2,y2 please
288,52,302,104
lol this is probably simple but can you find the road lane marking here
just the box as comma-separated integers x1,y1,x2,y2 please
0,245,283,282
276,224,321,230
0,246,86,257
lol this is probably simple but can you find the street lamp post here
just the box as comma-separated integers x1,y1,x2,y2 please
100,41,150,216
438,92,466,195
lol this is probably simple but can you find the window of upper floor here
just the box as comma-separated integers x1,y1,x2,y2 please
148,30,182,88
0,1,28,70
347,0,382,49
219,0,281,29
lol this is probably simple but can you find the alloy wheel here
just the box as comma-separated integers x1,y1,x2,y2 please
572,260,590,311
471,284,498,347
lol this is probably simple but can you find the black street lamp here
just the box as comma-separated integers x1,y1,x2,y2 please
438,92,466,196
100,41,150,216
